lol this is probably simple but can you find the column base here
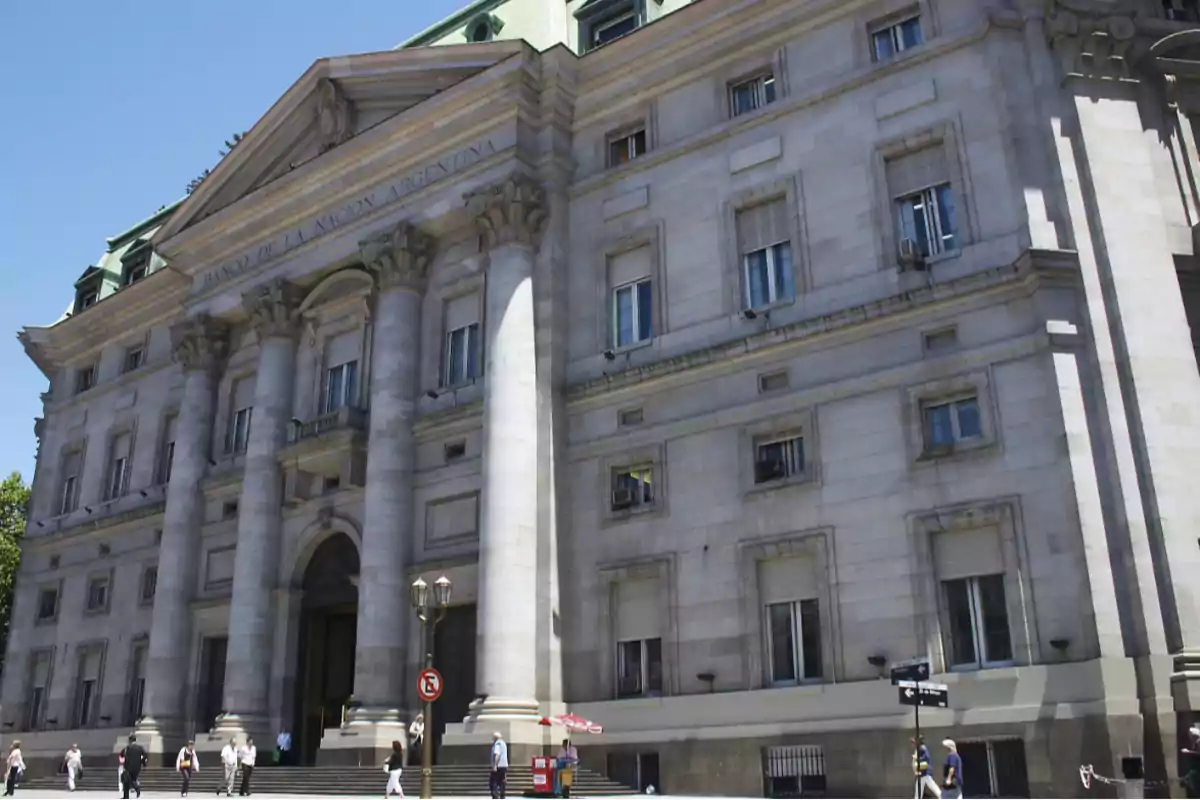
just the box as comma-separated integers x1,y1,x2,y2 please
440,698,555,765
196,712,270,752
317,721,410,768
122,716,184,764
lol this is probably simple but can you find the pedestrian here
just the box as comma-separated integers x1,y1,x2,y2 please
489,731,508,799
120,734,148,799
218,737,238,796
408,713,425,766
238,737,256,796
941,739,962,799
117,746,125,794
384,739,405,798
3,740,24,796
912,736,940,799
556,738,579,798
274,731,291,767
63,743,83,792
176,740,199,797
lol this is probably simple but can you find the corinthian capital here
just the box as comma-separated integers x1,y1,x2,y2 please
465,174,548,251
171,315,231,374
242,278,301,339
359,221,436,292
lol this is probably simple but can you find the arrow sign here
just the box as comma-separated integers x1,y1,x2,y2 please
889,658,930,685
897,681,948,708
417,667,444,703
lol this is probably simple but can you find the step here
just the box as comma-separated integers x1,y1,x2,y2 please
18,764,639,796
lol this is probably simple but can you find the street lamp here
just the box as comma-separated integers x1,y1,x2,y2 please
411,575,452,799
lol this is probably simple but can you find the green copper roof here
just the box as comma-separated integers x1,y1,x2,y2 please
399,0,506,47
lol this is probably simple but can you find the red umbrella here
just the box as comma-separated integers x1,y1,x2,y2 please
552,713,603,734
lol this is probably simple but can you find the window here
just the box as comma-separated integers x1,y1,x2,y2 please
736,198,795,309
74,647,103,728
122,345,144,374
958,739,1029,797
923,327,958,354
922,395,982,451
122,248,151,285
618,408,644,427
105,432,132,501
140,566,157,605
74,364,96,395
467,16,494,42
323,360,359,414
126,642,147,726
75,281,101,313
729,73,776,117
763,746,827,797
943,574,1013,669
896,183,957,258
229,407,252,454
27,650,52,730
444,440,467,461
754,435,805,484
611,466,654,511
766,599,822,684
616,638,662,698
443,323,481,387
744,243,795,309
608,128,647,167
36,587,58,622
758,371,789,393
86,575,110,614
612,279,653,348
59,450,82,515
583,2,642,50
158,414,178,485
222,500,239,520
871,15,923,61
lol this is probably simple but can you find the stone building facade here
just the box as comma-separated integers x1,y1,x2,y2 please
8,0,1200,795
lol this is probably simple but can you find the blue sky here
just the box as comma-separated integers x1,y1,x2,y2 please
0,0,467,484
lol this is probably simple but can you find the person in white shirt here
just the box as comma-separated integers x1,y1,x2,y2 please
556,739,579,799
237,737,257,796
4,741,25,797
176,741,199,797
489,732,509,799
408,714,425,766
218,738,238,797
63,744,83,792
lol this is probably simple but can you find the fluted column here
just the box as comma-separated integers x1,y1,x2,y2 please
466,175,547,720
215,279,299,738
349,221,435,726
138,316,229,743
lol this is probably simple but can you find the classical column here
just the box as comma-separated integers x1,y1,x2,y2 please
137,315,229,745
466,175,548,721
215,279,299,738
349,221,435,727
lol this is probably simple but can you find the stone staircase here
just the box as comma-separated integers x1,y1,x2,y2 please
19,763,639,796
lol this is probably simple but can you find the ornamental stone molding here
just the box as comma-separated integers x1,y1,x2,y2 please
315,77,355,153
464,174,549,250
242,278,301,339
358,221,436,292
1045,0,1143,79
170,314,231,373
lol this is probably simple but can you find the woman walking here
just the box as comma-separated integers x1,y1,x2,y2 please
63,744,83,792
384,740,405,798
176,740,199,797
4,741,25,796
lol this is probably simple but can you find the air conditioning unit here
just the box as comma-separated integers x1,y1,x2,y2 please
754,459,786,484
611,487,635,510
898,238,926,270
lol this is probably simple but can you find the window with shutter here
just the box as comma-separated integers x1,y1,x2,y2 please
736,199,794,309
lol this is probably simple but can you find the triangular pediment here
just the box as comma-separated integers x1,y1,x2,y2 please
157,41,524,241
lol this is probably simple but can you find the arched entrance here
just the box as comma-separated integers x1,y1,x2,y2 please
294,532,359,765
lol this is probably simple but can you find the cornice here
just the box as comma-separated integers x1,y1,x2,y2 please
25,499,166,551
565,250,1079,407
156,51,535,271
20,268,191,370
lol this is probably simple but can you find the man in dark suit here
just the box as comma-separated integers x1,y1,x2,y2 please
119,735,147,799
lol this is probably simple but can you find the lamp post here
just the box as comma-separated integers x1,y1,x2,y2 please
410,575,452,800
